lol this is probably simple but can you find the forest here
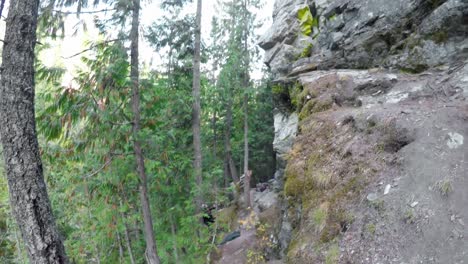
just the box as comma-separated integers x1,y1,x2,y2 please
0,0,276,263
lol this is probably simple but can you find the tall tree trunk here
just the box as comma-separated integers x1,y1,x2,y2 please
242,0,251,209
130,0,161,263
0,1,68,263
192,0,203,215
212,111,217,162
243,93,251,208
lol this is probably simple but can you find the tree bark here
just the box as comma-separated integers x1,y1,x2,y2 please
192,0,203,215
130,0,161,263
243,94,251,208
0,0,68,263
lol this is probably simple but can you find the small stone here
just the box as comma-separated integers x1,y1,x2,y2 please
451,215,456,222
447,132,464,149
458,219,465,226
410,201,419,208
367,193,379,202
384,184,391,195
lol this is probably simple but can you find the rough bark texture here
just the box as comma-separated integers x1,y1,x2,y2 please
130,0,161,263
0,0,68,263
192,0,203,213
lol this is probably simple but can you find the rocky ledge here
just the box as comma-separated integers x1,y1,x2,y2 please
261,0,468,263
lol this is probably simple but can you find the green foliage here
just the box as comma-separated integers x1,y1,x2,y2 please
434,179,453,197
312,207,327,231
0,163,21,263
298,43,313,59
246,249,265,264
1,0,273,263
298,6,318,36
325,244,340,264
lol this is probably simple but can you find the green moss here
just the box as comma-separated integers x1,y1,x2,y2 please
298,43,314,59
429,30,449,44
428,0,442,8
299,98,333,121
312,207,328,232
298,6,319,36
330,176,365,205
399,64,429,74
286,236,309,261
246,249,265,264
314,170,333,188
284,162,309,197
216,205,238,230
366,223,376,235
434,179,453,197
325,244,340,264
369,199,385,213
284,112,384,261
290,82,304,109
302,188,323,215
272,84,288,95
404,209,415,224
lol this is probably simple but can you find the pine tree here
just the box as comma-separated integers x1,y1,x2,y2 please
129,0,161,262
192,0,204,218
0,0,68,262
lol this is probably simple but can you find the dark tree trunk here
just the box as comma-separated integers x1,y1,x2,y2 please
192,0,203,214
130,0,161,263
0,0,68,263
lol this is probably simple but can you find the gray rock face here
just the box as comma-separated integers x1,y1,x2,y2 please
261,0,468,262
261,0,468,77
273,111,298,157
254,191,278,213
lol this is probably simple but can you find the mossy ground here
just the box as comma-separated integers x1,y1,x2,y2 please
282,75,389,263
284,115,373,262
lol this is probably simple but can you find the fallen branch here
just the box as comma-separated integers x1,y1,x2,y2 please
62,38,123,59
53,8,116,15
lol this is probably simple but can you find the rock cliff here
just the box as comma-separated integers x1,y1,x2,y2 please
262,0,468,263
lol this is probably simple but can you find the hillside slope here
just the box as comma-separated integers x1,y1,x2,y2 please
260,0,468,263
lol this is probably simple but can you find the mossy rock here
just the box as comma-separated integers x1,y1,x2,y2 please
216,205,238,231
298,98,333,121
428,30,448,44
